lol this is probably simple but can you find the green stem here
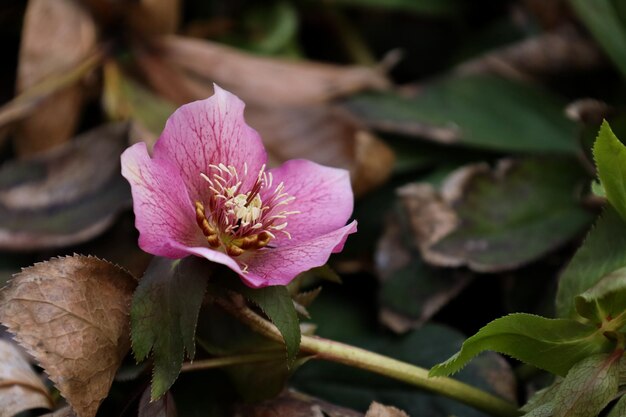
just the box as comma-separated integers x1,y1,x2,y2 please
181,351,286,372
218,298,521,417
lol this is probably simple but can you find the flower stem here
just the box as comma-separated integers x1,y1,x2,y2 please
218,298,521,417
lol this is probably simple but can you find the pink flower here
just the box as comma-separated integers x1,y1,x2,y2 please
121,86,357,288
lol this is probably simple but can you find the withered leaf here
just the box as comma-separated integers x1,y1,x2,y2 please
138,38,394,195
246,104,394,196
399,158,592,272
138,386,177,417
365,402,409,417
158,36,388,106
454,27,604,81
0,123,131,250
0,338,52,417
128,0,180,36
16,0,97,156
0,255,137,417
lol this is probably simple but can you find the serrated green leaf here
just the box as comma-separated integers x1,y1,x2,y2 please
235,284,301,366
594,121,626,221
429,313,613,378
557,207,626,318
131,257,210,399
552,352,621,417
343,76,578,154
607,394,626,417
575,266,626,326
569,0,626,78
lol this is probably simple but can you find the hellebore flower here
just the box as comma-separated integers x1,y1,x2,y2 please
121,86,357,287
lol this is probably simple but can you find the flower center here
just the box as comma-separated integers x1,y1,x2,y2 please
194,163,298,260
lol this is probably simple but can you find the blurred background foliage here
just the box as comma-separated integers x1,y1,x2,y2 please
1,0,626,416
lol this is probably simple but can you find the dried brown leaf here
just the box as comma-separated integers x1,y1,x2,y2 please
0,338,52,417
232,390,363,417
0,123,131,251
364,402,409,417
129,0,181,36
0,123,127,211
246,104,394,196
396,183,461,267
16,0,97,156
139,386,177,417
0,255,137,417
158,36,389,106
455,27,604,81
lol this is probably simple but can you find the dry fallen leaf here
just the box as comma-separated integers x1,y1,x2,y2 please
0,255,137,417
158,36,389,105
139,386,177,417
135,37,394,195
0,123,131,251
396,183,460,266
246,104,395,196
15,0,97,156
364,402,409,417
0,338,52,417
232,390,363,417
455,27,604,81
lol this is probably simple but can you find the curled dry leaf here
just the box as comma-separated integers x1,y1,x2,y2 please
16,0,97,156
365,402,409,417
0,338,52,417
455,27,604,81
398,158,591,272
157,36,389,105
0,255,137,417
0,123,131,250
136,37,394,195
232,390,364,417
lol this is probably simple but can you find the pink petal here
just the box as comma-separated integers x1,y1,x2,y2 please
266,159,354,245
121,142,205,258
152,85,267,201
241,221,358,288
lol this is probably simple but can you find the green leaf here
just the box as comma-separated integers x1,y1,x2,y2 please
552,352,621,417
429,313,613,378
569,0,626,78
607,395,626,417
343,76,578,154
521,380,561,414
575,266,626,326
556,206,626,318
593,121,626,221
234,284,301,366
420,158,592,272
131,257,210,399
